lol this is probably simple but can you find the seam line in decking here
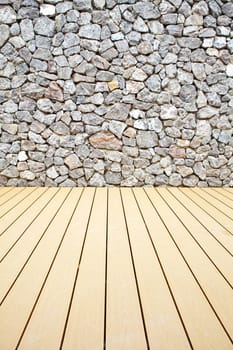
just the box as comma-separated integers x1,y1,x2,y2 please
103,188,108,350
16,189,79,348
174,188,233,255
120,188,150,350
190,188,233,226
158,189,233,289
202,188,233,210
0,188,56,263
0,188,37,219
0,188,69,306
151,188,233,344
0,188,24,208
180,189,233,237
0,188,48,238
59,188,95,350
135,188,194,350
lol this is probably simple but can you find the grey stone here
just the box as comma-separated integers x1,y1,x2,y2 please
134,2,160,20
105,103,130,121
136,131,157,148
74,0,92,11
222,3,233,18
145,75,161,92
197,107,218,119
183,175,199,187
79,24,101,40
35,17,55,37
178,38,202,49
0,6,16,24
0,24,9,48
89,173,105,186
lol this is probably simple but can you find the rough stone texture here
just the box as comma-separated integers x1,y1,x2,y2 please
0,0,233,187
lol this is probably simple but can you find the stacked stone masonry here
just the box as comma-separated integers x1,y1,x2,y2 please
0,0,233,187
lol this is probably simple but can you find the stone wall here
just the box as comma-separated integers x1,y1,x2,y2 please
0,0,233,187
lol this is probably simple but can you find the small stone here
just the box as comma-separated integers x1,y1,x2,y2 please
178,37,202,49
183,175,199,187
169,173,182,186
50,122,70,135
169,145,185,158
133,17,148,33
134,2,160,20
138,41,153,55
0,24,9,48
160,105,177,120
108,80,119,91
89,132,122,150
40,4,55,16
20,170,35,181
64,154,82,170
226,64,233,77
131,68,147,82
74,0,92,11
79,24,101,40
29,131,45,144
0,6,16,24
18,151,28,162
93,0,105,10
35,17,55,37
46,166,59,179
76,83,95,96
222,3,233,18
193,162,206,180
146,75,161,92
2,124,17,135
192,63,206,80
197,107,218,119
109,121,126,139
105,171,121,185
148,21,164,35
45,82,64,102
136,131,157,148
1,166,18,178
105,103,130,121
121,176,138,187
177,166,193,177
89,173,105,186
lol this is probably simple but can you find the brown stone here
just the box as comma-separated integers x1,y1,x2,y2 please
89,132,122,150
45,82,64,102
108,80,119,91
169,145,186,158
64,154,82,170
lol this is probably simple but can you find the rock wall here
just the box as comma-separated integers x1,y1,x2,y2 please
0,0,233,187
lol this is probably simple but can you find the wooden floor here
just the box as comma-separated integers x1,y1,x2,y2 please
0,187,232,350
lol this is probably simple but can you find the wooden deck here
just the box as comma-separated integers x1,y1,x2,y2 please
0,187,232,350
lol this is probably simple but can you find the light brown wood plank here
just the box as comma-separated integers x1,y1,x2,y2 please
162,188,233,286
136,188,232,350
169,188,233,254
122,188,191,350
0,187,13,199
18,188,95,350
153,188,233,338
106,188,147,350
0,188,77,350
0,188,44,235
0,188,26,212
207,188,233,208
0,189,65,301
182,188,233,234
193,188,233,221
62,188,107,350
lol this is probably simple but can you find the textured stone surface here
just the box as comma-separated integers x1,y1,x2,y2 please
0,0,232,187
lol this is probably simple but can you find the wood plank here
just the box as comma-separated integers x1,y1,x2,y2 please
0,188,54,261
0,188,78,350
0,187,13,199
216,188,233,201
18,188,95,350
106,188,147,350
0,188,44,235
152,188,233,338
181,188,233,234
0,188,25,211
0,189,65,301
135,188,232,350
62,188,107,350
193,188,233,221
121,188,191,350
168,188,233,254
161,188,233,286
207,188,233,208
